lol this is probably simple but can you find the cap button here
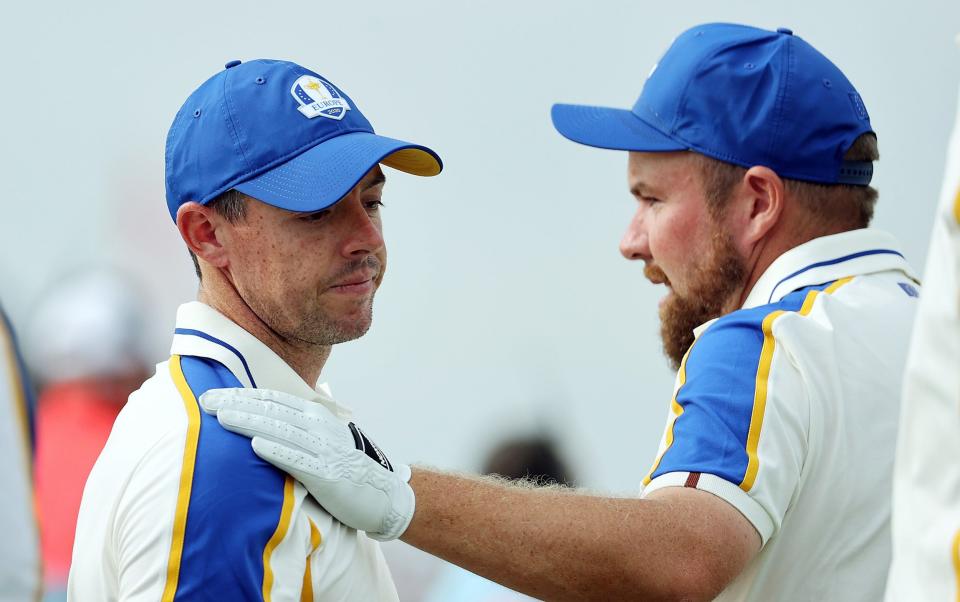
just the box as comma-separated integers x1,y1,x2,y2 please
224,59,242,69
776,27,794,36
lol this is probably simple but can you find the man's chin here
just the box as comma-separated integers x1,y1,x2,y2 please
322,314,374,345
658,296,695,370
295,303,375,347
656,228,747,369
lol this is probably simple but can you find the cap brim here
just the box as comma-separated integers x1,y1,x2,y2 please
551,104,687,152
233,131,442,213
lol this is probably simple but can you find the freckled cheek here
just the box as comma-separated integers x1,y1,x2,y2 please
235,237,296,283
272,244,316,287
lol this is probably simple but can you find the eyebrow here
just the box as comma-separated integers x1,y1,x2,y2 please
630,177,669,199
630,180,650,198
362,171,387,191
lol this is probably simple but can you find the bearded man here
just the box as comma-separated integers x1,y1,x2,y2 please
202,25,919,601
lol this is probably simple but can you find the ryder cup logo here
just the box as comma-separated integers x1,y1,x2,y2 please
291,75,351,120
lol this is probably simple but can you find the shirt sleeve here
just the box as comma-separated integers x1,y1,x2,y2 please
0,309,41,599
114,356,314,601
639,308,810,544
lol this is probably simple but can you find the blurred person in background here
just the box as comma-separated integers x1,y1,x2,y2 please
204,24,921,601
422,435,572,602
24,269,149,600
0,303,41,600
884,49,960,601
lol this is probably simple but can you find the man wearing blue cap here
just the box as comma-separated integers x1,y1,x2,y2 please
67,59,441,600
201,25,919,600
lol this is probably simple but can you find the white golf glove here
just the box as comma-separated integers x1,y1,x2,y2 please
199,388,414,541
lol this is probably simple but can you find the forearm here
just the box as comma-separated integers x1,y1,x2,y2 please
199,388,757,597
401,468,740,601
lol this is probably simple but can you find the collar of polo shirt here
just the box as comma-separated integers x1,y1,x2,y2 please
170,302,352,421
693,229,917,338
742,229,917,310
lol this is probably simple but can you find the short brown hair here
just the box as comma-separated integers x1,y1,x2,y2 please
693,133,880,229
187,189,248,280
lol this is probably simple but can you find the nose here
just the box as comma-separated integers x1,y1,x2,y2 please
339,199,385,258
619,205,649,261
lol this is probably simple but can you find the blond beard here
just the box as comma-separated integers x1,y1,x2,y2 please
646,229,746,370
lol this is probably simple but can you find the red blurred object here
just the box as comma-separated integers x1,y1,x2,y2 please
33,380,128,586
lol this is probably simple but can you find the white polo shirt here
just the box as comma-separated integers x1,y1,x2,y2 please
0,307,41,600
640,229,919,601
885,82,960,601
68,302,398,601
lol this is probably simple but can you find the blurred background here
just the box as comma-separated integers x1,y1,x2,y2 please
2,0,958,599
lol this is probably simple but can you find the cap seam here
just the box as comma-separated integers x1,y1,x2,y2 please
635,108,745,166
671,36,728,137
164,105,187,203
766,36,792,167
221,71,252,175
635,31,848,183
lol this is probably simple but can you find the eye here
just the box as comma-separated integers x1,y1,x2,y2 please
364,199,385,212
300,209,331,222
640,195,662,206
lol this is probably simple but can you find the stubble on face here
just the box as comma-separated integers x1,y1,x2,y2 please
647,227,746,370
251,253,384,349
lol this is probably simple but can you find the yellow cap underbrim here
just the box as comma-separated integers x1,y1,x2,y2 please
381,147,442,177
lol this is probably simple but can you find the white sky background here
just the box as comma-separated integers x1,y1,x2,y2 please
1,1,958,492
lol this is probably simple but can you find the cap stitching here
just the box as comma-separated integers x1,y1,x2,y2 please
766,35,792,171
635,107,744,166
221,71,252,175
671,36,727,137
659,33,835,182
164,105,187,204
198,127,375,204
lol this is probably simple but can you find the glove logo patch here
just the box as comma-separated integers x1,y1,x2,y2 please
349,422,394,472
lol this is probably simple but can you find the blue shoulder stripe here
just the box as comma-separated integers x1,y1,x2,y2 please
649,282,836,486
170,356,287,601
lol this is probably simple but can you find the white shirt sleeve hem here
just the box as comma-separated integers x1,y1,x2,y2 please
641,471,775,544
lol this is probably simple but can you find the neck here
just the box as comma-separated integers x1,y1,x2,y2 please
733,244,775,311
197,274,331,387
733,222,847,310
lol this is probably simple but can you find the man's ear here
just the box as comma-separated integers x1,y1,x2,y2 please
176,202,229,269
730,165,785,246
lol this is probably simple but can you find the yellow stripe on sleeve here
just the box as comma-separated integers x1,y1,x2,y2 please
953,528,960,602
740,277,853,492
162,355,203,602
642,341,699,486
823,277,854,296
953,186,960,226
740,309,785,492
262,476,296,601
300,518,323,602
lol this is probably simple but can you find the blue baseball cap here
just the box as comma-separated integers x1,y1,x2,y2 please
551,23,875,186
165,59,442,221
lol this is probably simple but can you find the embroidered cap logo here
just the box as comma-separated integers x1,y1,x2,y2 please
291,75,351,120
